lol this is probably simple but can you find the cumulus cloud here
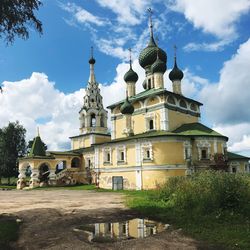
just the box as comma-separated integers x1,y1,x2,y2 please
170,0,250,39
96,0,151,25
0,73,84,151
59,2,110,27
183,39,232,52
199,39,250,124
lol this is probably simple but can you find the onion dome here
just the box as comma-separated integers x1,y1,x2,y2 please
169,57,184,81
89,56,95,64
89,46,96,64
151,50,167,74
139,37,167,69
124,67,138,82
120,97,134,115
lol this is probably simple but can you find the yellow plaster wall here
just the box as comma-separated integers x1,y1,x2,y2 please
95,136,111,144
152,141,185,165
99,171,136,189
142,169,186,189
168,110,198,131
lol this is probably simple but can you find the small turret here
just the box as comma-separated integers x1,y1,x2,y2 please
124,49,138,97
151,47,166,89
169,46,184,95
120,93,134,136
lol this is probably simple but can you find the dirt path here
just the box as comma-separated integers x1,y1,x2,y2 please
0,190,201,250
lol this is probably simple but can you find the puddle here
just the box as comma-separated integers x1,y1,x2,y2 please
73,218,170,243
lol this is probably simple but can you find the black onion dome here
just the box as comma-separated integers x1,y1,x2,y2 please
169,58,184,81
124,67,138,82
120,97,134,115
151,57,166,73
139,36,167,69
89,56,96,64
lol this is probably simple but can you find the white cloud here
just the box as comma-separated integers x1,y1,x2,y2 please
183,39,232,52
170,0,250,39
60,2,109,27
0,73,83,151
96,0,150,25
199,38,250,124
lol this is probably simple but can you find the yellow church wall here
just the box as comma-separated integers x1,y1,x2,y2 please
152,141,185,165
126,144,136,166
145,96,160,106
168,110,198,131
99,171,137,189
142,169,186,189
114,117,126,139
95,135,111,144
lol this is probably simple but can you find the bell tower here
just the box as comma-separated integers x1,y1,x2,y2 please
79,47,108,135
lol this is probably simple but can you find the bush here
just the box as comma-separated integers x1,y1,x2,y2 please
157,171,250,216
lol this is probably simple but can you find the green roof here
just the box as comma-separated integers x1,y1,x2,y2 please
173,123,228,139
93,122,227,146
29,136,46,157
107,88,202,109
227,152,250,160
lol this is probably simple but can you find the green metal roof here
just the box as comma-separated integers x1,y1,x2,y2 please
173,123,228,139
227,152,250,160
29,136,46,157
107,88,203,109
93,122,227,146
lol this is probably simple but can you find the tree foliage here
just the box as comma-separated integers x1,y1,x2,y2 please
0,121,26,182
0,0,43,44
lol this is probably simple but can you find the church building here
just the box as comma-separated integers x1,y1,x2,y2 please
17,14,249,190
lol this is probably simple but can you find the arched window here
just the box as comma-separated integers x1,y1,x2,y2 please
180,100,187,108
100,114,105,127
38,163,50,183
121,151,124,161
148,79,151,89
167,96,176,105
190,103,197,111
55,161,66,174
71,157,80,168
107,153,110,162
90,114,96,127
149,119,154,130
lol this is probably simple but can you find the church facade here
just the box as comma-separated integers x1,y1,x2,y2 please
17,17,249,190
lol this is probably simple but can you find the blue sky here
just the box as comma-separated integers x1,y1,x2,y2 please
0,0,250,155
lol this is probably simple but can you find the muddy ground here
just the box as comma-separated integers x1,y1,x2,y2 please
0,190,211,250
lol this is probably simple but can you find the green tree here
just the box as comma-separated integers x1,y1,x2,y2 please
0,0,43,44
0,121,26,184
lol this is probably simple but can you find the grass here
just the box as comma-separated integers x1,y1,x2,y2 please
126,171,250,250
0,215,19,249
33,184,96,191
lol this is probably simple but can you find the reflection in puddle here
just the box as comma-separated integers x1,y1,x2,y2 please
74,218,169,243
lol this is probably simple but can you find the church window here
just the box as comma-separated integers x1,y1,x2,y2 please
71,157,80,168
190,103,197,111
103,147,112,164
167,96,176,105
141,142,153,161
180,100,187,108
148,79,151,89
121,151,124,161
201,149,208,159
91,98,94,102
90,114,96,127
117,145,126,163
149,119,154,130
100,114,105,127
232,167,237,173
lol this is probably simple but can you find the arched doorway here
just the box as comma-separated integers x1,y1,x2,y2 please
38,163,50,184
71,157,80,168
55,161,66,174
